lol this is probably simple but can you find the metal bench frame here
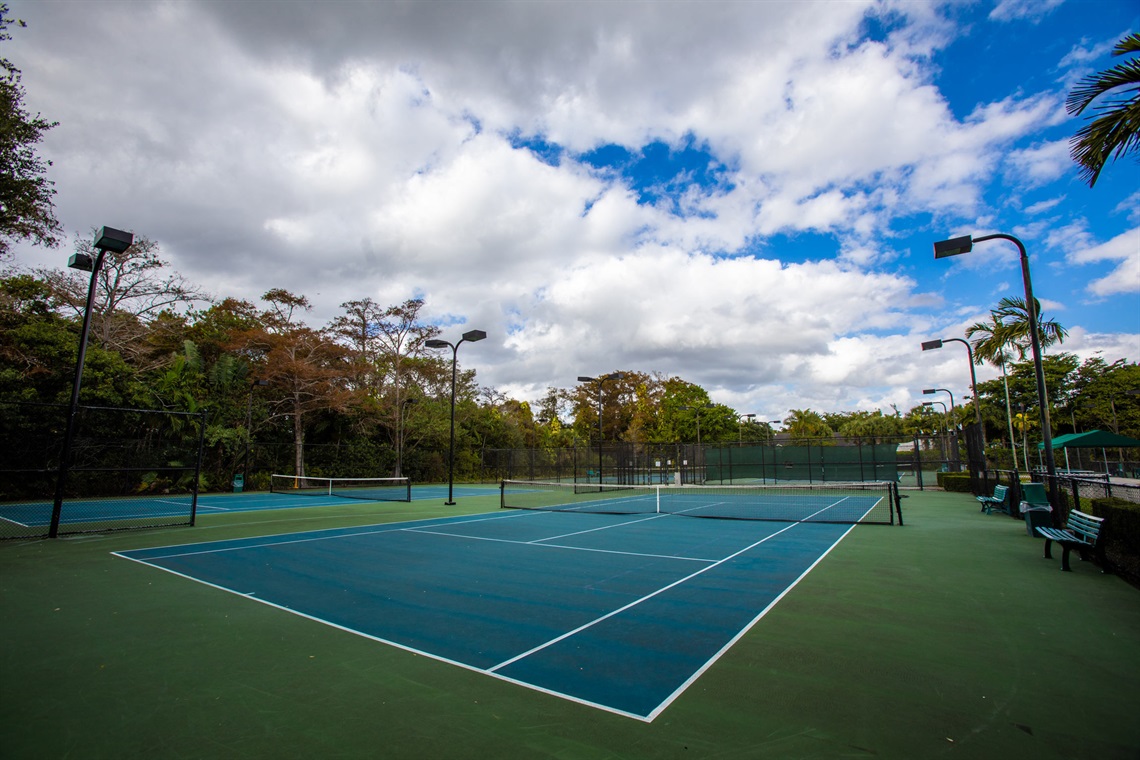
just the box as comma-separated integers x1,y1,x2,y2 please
1036,509,1106,572
976,484,1009,515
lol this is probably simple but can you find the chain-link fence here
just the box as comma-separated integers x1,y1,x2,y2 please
0,401,206,539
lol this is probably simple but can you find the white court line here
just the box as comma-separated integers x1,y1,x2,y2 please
121,509,538,561
113,549,654,722
404,526,716,564
486,499,842,674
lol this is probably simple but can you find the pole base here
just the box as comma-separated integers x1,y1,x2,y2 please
444,501,456,506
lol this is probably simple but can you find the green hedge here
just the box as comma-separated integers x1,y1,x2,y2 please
936,473,973,493
1088,497,1140,585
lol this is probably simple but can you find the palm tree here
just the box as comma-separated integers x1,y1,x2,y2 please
782,409,833,444
966,297,1066,470
989,296,1068,360
968,315,1017,467
1066,32,1140,188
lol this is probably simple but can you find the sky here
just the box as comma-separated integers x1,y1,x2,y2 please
5,0,1139,427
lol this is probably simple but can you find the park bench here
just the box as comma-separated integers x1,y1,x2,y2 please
976,484,1009,515
1036,509,1106,572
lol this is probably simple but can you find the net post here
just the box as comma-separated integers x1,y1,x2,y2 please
892,481,903,526
500,480,506,509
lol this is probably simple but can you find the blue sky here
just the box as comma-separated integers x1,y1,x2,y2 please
5,0,1138,425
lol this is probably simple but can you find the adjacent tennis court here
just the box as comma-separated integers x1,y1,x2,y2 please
116,495,867,720
0,480,499,530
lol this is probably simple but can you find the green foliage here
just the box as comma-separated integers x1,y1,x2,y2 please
936,473,973,493
782,408,833,443
1066,32,1140,188
0,5,63,257
1088,496,1140,582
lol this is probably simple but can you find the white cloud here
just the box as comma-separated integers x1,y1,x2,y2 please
1005,140,1073,186
989,0,1065,23
1068,228,1140,296
5,0,1135,419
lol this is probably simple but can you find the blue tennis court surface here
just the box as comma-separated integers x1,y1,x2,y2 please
116,508,856,720
0,485,499,528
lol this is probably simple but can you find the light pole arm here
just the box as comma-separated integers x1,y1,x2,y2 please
943,338,982,429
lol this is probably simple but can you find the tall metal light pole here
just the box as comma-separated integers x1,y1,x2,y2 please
738,413,756,442
578,372,625,483
49,227,134,538
396,397,418,478
921,338,983,434
426,329,486,505
243,379,268,489
681,403,714,446
923,400,949,465
935,233,1057,497
924,387,958,472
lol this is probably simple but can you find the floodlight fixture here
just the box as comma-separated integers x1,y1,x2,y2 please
933,235,973,259
93,226,134,253
68,253,94,272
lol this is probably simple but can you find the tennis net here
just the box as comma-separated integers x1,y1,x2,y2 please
270,475,411,502
501,479,901,525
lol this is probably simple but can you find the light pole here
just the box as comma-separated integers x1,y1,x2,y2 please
681,403,715,446
243,379,268,489
49,227,134,538
396,397,418,478
577,372,625,483
935,233,1057,495
738,413,756,442
760,420,774,445
923,400,949,466
921,338,983,436
426,329,486,505
923,387,958,472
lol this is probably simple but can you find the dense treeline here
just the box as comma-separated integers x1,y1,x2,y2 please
2,239,1137,487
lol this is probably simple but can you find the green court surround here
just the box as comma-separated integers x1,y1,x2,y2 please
2,490,1137,758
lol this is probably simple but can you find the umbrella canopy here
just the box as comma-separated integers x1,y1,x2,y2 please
1037,430,1140,449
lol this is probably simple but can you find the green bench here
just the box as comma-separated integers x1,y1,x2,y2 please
976,484,1009,515
1036,510,1106,572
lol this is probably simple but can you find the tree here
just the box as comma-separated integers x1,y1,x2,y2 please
782,409,833,443
988,297,1067,361
0,5,63,259
836,410,902,443
236,289,351,478
966,296,1067,450
38,234,210,368
1066,32,1140,188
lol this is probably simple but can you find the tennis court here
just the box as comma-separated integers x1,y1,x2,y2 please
116,499,862,720
0,481,499,530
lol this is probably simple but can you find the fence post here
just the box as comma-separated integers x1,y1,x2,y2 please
914,434,924,491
